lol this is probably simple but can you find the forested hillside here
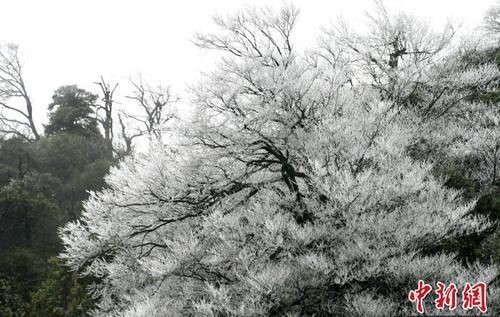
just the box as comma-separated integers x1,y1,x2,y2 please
1,2,500,316
0,57,175,315
0,85,113,316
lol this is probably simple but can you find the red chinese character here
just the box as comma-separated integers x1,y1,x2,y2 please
435,282,457,310
462,282,487,313
409,280,432,314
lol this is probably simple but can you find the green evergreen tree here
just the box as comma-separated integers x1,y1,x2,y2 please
45,85,99,137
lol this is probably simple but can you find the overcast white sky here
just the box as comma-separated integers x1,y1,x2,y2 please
0,0,497,128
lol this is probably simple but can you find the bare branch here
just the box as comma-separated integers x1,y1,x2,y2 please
125,75,177,140
95,76,118,157
0,43,39,140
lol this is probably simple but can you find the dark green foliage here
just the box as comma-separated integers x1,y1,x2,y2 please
0,278,26,317
31,133,111,219
0,137,33,187
0,183,62,252
33,133,108,182
0,85,116,316
0,249,46,315
28,257,95,317
45,85,99,137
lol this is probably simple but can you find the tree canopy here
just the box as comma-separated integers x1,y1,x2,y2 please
45,85,100,137
0,3,499,317
0,84,115,316
60,5,500,316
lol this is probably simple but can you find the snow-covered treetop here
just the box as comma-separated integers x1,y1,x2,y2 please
60,4,500,316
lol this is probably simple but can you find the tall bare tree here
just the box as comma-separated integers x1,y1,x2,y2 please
126,76,176,140
95,76,118,157
116,112,142,158
0,43,39,140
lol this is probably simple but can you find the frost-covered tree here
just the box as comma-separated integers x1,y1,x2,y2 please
485,1,500,40
60,5,500,316
324,1,500,189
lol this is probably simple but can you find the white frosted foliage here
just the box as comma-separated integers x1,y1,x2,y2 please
60,5,499,316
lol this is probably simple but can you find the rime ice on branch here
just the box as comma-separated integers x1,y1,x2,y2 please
60,4,499,316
